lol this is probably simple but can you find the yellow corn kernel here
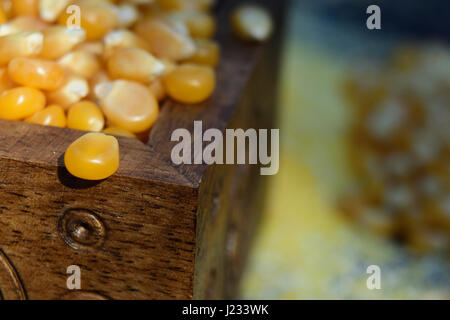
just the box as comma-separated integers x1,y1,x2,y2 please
115,3,139,28
39,0,71,22
168,10,215,39
156,0,211,12
25,104,66,127
164,63,215,104
8,57,65,90
231,4,274,42
12,0,39,17
160,58,178,76
67,100,105,132
0,5,6,24
40,26,86,60
58,50,101,79
64,132,119,180
88,70,110,101
0,31,43,66
134,18,196,61
107,47,165,83
75,41,104,57
0,86,46,120
58,0,118,41
148,78,166,102
95,80,159,133
0,0,13,19
0,16,47,37
195,0,216,12
186,11,215,39
0,68,13,94
47,75,89,109
1,16,49,35
103,29,150,59
185,39,219,67
155,0,186,11
103,126,136,138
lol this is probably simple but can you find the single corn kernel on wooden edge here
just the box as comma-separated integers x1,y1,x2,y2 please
64,132,119,180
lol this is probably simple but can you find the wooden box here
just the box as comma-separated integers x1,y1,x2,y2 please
0,0,284,300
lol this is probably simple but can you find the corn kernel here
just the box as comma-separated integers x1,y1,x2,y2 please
156,0,213,12
58,50,101,79
11,0,39,17
164,63,215,104
0,5,6,24
114,3,139,28
25,104,66,127
103,126,136,138
8,57,65,90
0,86,46,120
39,0,72,22
47,74,89,109
134,18,196,61
1,16,49,35
168,10,216,39
58,0,118,41
155,0,188,11
95,79,159,133
0,67,13,93
40,26,86,59
185,39,219,67
231,4,274,42
148,78,166,102
103,29,150,59
0,31,43,65
160,58,178,75
0,0,12,19
75,41,105,57
67,100,104,132
107,47,165,83
64,132,119,180
88,70,110,101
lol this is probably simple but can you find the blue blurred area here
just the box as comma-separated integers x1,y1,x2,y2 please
315,0,450,41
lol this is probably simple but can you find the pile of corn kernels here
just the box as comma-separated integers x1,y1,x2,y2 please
0,0,273,180
342,45,450,253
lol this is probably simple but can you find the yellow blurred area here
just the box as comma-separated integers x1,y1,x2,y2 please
239,21,450,299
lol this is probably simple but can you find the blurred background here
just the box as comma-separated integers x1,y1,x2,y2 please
240,0,450,299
